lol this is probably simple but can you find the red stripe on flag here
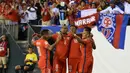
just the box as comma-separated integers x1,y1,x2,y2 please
113,14,123,49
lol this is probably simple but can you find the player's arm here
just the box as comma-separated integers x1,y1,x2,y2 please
31,33,40,45
92,40,96,50
74,34,85,45
48,33,62,50
90,33,96,50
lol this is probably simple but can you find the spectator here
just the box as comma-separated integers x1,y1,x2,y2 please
115,0,125,11
41,2,51,26
68,1,78,25
90,2,97,8
57,1,69,25
35,0,42,23
78,0,90,10
0,2,6,25
121,0,130,14
18,3,29,40
97,1,108,12
0,35,9,73
15,46,38,73
8,2,20,40
50,2,60,25
100,1,124,14
3,4,12,25
27,0,38,25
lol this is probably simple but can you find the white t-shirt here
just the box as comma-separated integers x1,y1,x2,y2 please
100,5,124,14
19,10,29,23
27,7,37,20
124,2,130,14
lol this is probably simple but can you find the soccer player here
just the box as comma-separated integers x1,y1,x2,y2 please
68,25,81,73
32,29,61,73
74,27,96,73
15,46,38,73
52,25,72,73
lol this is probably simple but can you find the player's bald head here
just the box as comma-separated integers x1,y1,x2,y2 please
61,24,68,34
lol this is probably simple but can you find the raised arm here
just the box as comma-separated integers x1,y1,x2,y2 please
48,33,62,51
73,34,85,45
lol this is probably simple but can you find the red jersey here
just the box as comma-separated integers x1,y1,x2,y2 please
8,9,20,22
0,41,8,56
34,39,50,60
80,38,93,58
42,8,51,21
52,33,72,59
0,6,3,15
69,38,81,59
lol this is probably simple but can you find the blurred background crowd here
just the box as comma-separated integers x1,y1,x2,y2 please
0,0,130,40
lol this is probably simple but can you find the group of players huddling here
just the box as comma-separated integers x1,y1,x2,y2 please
32,24,96,73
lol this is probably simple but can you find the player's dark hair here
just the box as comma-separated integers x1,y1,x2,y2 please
70,24,77,29
84,27,91,34
40,29,49,36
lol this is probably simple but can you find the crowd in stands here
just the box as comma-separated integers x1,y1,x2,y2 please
0,0,130,25
0,0,130,40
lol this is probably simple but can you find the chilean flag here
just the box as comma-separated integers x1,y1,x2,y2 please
75,9,98,28
97,13,130,49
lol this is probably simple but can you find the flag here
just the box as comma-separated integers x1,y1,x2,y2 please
97,13,129,49
76,9,97,18
75,9,98,28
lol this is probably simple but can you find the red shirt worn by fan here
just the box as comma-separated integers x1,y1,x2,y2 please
0,41,8,57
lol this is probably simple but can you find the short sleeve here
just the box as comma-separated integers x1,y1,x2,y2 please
33,53,38,61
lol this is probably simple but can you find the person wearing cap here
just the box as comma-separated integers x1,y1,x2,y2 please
0,35,9,73
100,0,124,14
73,27,96,73
32,29,61,73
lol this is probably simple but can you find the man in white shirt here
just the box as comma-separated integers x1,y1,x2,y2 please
123,0,130,14
19,4,29,40
27,0,38,25
100,1,124,14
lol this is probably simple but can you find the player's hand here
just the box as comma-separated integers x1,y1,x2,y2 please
32,33,39,37
25,59,30,62
73,34,78,38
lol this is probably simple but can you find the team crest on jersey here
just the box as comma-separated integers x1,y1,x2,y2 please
98,14,116,43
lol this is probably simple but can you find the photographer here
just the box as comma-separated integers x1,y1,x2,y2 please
15,46,38,73
0,35,9,73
